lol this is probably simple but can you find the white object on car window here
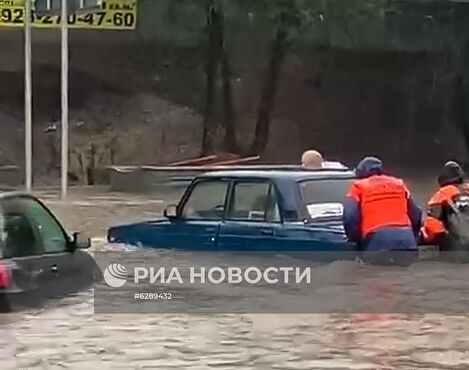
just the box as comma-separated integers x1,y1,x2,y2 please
307,203,344,219
322,161,347,169
249,211,265,220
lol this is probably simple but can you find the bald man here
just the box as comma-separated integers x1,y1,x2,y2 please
301,150,323,169
301,150,347,170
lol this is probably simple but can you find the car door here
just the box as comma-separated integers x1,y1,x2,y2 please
273,178,357,258
162,179,231,250
11,195,94,299
0,195,47,307
217,180,284,251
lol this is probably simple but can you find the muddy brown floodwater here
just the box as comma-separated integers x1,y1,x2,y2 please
2,181,469,370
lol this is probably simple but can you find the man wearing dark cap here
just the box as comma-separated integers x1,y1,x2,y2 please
343,156,422,261
422,161,469,252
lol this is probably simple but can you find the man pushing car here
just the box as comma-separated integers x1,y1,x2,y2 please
421,161,469,261
343,156,422,264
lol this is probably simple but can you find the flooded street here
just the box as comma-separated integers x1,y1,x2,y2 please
2,182,469,370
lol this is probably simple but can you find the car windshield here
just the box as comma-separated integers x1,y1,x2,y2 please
299,179,354,219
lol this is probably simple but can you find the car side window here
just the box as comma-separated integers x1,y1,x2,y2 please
20,197,69,254
228,182,281,222
0,198,43,258
181,181,229,220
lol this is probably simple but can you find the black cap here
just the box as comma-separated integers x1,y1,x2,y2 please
438,161,465,187
355,156,383,179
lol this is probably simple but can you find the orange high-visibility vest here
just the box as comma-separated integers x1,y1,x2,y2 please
348,175,411,238
422,184,469,242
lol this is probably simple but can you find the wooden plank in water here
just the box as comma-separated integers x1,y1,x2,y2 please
206,155,260,166
168,155,218,166
168,153,244,166
138,164,301,171
108,165,354,174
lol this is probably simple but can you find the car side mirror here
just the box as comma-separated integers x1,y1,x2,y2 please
72,232,91,249
164,205,178,219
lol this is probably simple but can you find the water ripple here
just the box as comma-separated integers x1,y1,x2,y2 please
1,188,468,369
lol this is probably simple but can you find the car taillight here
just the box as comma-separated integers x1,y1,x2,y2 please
0,263,10,289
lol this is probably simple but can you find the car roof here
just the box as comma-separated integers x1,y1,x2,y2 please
198,169,356,182
0,191,36,199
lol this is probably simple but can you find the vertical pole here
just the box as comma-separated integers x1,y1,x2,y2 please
60,0,69,200
24,0,32,192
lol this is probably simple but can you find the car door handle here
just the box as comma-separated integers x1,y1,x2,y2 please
260,229,274,236
31,269,43,277
51,265,58,274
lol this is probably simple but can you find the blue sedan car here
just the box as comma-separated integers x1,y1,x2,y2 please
107,169,358,254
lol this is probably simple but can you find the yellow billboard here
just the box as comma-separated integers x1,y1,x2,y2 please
0,0,137,30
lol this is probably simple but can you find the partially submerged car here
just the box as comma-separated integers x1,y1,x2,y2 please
107,169,359,254
0,192,100,312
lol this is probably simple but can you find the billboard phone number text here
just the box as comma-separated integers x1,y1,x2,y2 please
0,1,136,30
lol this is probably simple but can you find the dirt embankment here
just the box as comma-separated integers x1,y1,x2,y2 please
0,65,205,184
0,42,465,184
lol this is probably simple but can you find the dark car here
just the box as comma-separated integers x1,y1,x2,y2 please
0,192,101,312
107,169,359,254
